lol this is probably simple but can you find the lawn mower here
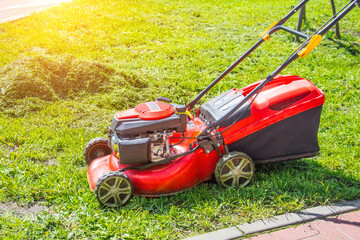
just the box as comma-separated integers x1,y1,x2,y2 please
85,0,359,207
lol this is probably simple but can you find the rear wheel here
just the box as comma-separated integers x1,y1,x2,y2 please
215,152,255,188
95,171,133,207
84,137,112,165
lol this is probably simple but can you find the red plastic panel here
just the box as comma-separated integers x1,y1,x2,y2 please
135,102,175,120
115,102,175,120
115,109,139,120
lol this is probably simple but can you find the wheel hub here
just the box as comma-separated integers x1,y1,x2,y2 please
233,169,243,178
95,149,105,158
109,187,119,195
215,152,255,188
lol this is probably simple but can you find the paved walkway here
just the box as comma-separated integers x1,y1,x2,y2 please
186,199,360,240
0,0,71,23
244,210,360,240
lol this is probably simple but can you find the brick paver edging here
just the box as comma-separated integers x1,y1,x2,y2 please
185,199,360,240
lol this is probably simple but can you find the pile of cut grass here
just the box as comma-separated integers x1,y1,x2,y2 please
0,49,112,101
0,49,153,116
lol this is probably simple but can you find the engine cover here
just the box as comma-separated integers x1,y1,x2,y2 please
110,102,187,137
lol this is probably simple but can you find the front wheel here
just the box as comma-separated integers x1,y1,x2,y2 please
215,152,255,188
95,171,133,207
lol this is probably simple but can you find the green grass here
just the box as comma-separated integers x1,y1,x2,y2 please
0,0,359,238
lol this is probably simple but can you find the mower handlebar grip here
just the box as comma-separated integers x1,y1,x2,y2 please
259,21,278,40
298,35,322,58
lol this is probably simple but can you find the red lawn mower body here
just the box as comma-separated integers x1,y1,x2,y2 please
87,75,324,197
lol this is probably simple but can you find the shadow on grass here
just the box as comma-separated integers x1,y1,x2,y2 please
326,37,360,56
103,158,360,218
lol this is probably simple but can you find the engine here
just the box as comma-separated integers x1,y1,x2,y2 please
109,101,188,164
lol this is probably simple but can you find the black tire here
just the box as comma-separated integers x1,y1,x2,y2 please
84,137,112,165
215,152,255,188
95,171,133,207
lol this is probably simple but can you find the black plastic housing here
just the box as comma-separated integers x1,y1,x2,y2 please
228,106,322,164
118,138,151,164
199,89,251,127
110,113,187,137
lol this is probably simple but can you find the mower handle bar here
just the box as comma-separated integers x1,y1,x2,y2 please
186,0,311,110
197,0,359,137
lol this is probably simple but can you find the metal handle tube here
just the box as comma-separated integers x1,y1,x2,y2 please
295,4,306,42
278,25,310,39
330,0,341,38
273,0,358,76
186,39,264,110
318,0,358,36
278,0,311,24
186,0,310,110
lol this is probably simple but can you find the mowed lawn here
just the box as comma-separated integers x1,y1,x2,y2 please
0,0,359,238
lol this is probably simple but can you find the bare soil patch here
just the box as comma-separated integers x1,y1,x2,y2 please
0,202,48,218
